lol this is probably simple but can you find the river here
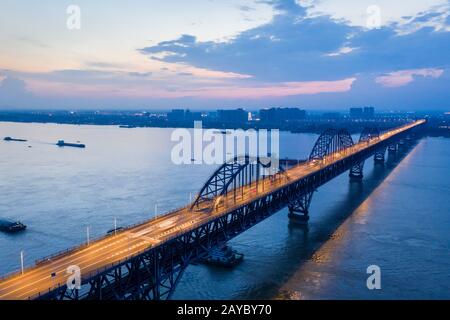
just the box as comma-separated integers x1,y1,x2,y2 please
0,122,448,299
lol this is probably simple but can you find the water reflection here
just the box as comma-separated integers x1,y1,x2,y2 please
276,139,443,300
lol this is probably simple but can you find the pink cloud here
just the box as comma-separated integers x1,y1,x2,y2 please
183,78,356,99
375,68,444,87
26,78,356,100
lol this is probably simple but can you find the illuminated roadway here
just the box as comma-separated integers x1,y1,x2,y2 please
0,120,425,300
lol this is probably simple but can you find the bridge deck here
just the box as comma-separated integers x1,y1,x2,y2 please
0,120,425,300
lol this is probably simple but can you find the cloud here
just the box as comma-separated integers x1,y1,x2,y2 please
297,0,449,32
140,12,353,82
238,5,255,12
0,75,33,108
2,0,449,109
128,72,153,77
326,46,357,57
139,0,450,84
169,78,356,99
375,68,444,87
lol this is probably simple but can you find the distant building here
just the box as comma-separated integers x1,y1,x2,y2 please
259,107,306,123
350,107,375,118
167,109,202,122
167,109,185,122
217,108,248,124
184,110,202,121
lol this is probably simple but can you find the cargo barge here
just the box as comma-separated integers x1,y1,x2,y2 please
56,140,86,148
4,137,27,142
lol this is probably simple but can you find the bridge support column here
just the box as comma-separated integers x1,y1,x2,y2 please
388,144,397,154
349,162,364,180
374,148,386,164
288,192,313,224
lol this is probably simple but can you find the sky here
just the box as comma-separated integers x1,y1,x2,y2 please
0,0,449,110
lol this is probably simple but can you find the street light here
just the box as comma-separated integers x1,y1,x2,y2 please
20,250,24,275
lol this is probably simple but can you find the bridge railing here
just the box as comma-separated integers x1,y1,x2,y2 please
1,205,193,285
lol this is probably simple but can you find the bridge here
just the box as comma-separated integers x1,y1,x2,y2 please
0,120,426,300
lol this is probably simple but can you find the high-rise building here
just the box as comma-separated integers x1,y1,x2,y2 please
217,108,248,124
167,109,185,122
167,109,202,122
350,107,364,118
259,107,306,123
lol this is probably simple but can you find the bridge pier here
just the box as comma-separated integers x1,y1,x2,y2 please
288,192,313,224
349,161,364,180
198,245,244,268
374,148,386,164
388,144,397,154
349,168,364,180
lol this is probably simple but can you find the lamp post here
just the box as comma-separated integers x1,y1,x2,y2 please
20,250,24,275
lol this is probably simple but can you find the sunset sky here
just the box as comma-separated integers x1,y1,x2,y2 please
0,0,449,110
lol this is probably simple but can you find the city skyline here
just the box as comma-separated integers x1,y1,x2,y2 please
0,0,449,110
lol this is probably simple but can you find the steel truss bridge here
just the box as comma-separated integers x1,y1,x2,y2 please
0,120,426,300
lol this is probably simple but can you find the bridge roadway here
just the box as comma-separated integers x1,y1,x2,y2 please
0,120,425,300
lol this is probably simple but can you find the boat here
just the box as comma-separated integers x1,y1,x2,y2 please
4,137,27,142
56,140,86,148
198,245,244,267
0,219,27,233
119,125,137,128
213,130,231,135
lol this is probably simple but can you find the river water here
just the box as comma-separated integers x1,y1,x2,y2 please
0,122,449,299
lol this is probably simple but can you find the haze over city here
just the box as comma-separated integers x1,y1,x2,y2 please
1,0,449,110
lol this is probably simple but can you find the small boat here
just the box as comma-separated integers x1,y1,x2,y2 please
119,125,137,129
0,219,27,233
4,137,27,142
213,130,231,135
56,140,86,148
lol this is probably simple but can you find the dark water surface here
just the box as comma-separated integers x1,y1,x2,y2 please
0,122,448,299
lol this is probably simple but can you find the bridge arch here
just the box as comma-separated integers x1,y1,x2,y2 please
350,127,384,179
359,127,381,143
309,128,354,160
191,155,286,210
287,128,354,223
